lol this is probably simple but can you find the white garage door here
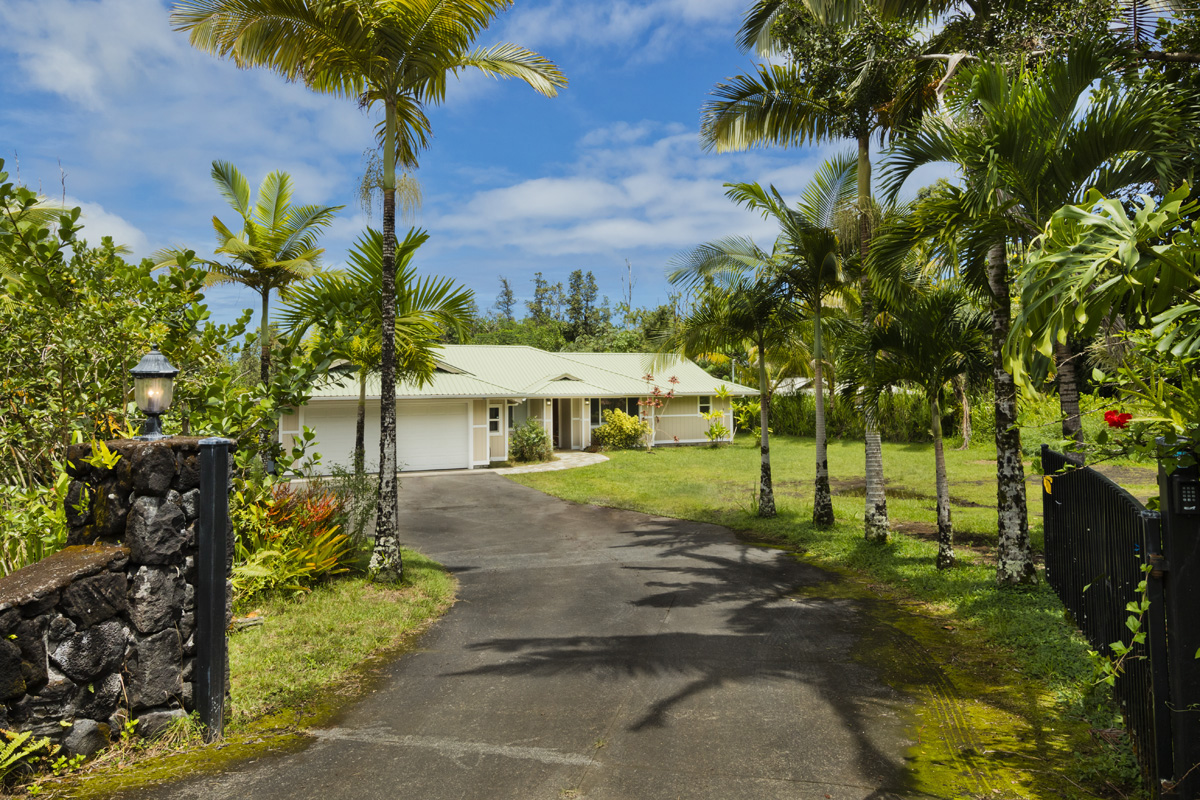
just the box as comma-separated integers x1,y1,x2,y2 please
303,400,470,474
397,401,470,472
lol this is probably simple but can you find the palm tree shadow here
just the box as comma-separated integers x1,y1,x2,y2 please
445,519,916,792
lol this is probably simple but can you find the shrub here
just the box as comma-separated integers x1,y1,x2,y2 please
769,390,952,443
732,399,762,438
703,411,730,445
231,480,357,605
309,466,379,544
509,418,553,463
591,409,651,450
0,477,68,578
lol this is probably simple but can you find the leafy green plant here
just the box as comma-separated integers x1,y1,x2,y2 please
702,411,729,445
732,398,763,438
310,466,380,544
0,472,69,577
509,418,553,463
0,729,57,784
590,409,651,451
231,481,357,605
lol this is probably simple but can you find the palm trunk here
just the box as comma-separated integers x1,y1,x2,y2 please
931,393,954,570
953,374,972,450
370,101,403,583
859,134,888,543
756,342,776,518
813,306,834,527
259,290,274,473
988,242,1035,585
1054,340,1083,451
355,368,367,476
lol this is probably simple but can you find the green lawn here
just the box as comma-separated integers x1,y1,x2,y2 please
510,436,1155,798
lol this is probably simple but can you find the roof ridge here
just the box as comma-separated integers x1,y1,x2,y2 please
554,350,687,387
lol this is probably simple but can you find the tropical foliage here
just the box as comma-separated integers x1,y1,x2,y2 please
509,418,554,463
844,283,990,568
171,0,567,582
590,409,652,452
157,162,342,388
280,228,474,475
231,481,358,605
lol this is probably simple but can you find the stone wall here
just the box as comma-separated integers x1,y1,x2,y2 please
0,438,233,756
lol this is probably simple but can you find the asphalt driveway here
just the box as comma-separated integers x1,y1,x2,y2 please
124,474,925,799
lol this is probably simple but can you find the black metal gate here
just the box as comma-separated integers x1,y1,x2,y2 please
1042,444,1200,798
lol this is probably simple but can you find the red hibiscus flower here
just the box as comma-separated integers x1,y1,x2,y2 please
1104,410,1133,429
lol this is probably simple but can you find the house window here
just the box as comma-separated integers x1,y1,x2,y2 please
488,406,500,433
699,396,712,414
508,405,515,430
590,399,600,426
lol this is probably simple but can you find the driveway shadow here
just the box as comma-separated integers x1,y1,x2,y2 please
446,516,917,794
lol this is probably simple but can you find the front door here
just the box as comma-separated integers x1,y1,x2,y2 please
487,403,504,461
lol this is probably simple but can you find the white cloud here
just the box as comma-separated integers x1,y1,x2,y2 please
0,0,181,111
498,0,743,53
426,124,825,262
68,197,152,257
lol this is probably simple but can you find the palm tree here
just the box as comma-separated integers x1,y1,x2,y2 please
172,0,566,580
280,228,475,476
844,282,989,568
664,253,805,517
157,161,342,389
875,41,1186,584
677,155,856,526
701,3,926,544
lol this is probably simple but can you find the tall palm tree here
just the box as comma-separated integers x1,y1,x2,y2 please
665,253,805,517
280,228,474,476
172,0,566,580
844,282,989,569
678,155,856,526
876,41,1186,584
701,3,926,544
157,161,342,389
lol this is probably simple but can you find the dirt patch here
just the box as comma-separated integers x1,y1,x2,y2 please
1089,463,1157,486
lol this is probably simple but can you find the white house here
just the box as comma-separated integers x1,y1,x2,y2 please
281,345,759,473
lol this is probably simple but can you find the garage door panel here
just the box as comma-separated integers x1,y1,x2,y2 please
304,400,469,474
396,402,469,471
305,402,381,474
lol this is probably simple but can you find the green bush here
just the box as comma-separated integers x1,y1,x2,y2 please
768,391,952,443
590,408,651,450
309,466,379,544
0,477,68,578
231,480,357,606
509,418,553,463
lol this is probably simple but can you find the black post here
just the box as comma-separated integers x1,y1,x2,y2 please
197,437,232,742
1158,443,1200,796
1143,512,1174,790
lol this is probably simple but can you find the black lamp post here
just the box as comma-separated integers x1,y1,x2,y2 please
131,346,179,441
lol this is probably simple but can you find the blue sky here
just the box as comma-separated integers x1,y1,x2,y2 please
0,0,945,328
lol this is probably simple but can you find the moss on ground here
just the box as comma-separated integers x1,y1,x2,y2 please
786,564,1099,798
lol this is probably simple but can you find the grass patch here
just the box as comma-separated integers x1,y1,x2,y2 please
25,547,455,799
509,436,1150,798
229,547,455,727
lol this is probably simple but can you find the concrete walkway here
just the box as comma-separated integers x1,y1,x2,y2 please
125,475,927,800
394,450,607,478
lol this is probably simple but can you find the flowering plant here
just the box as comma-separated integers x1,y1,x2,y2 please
1104,410,1133,429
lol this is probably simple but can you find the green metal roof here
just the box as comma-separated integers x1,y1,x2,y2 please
308,345,759,400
